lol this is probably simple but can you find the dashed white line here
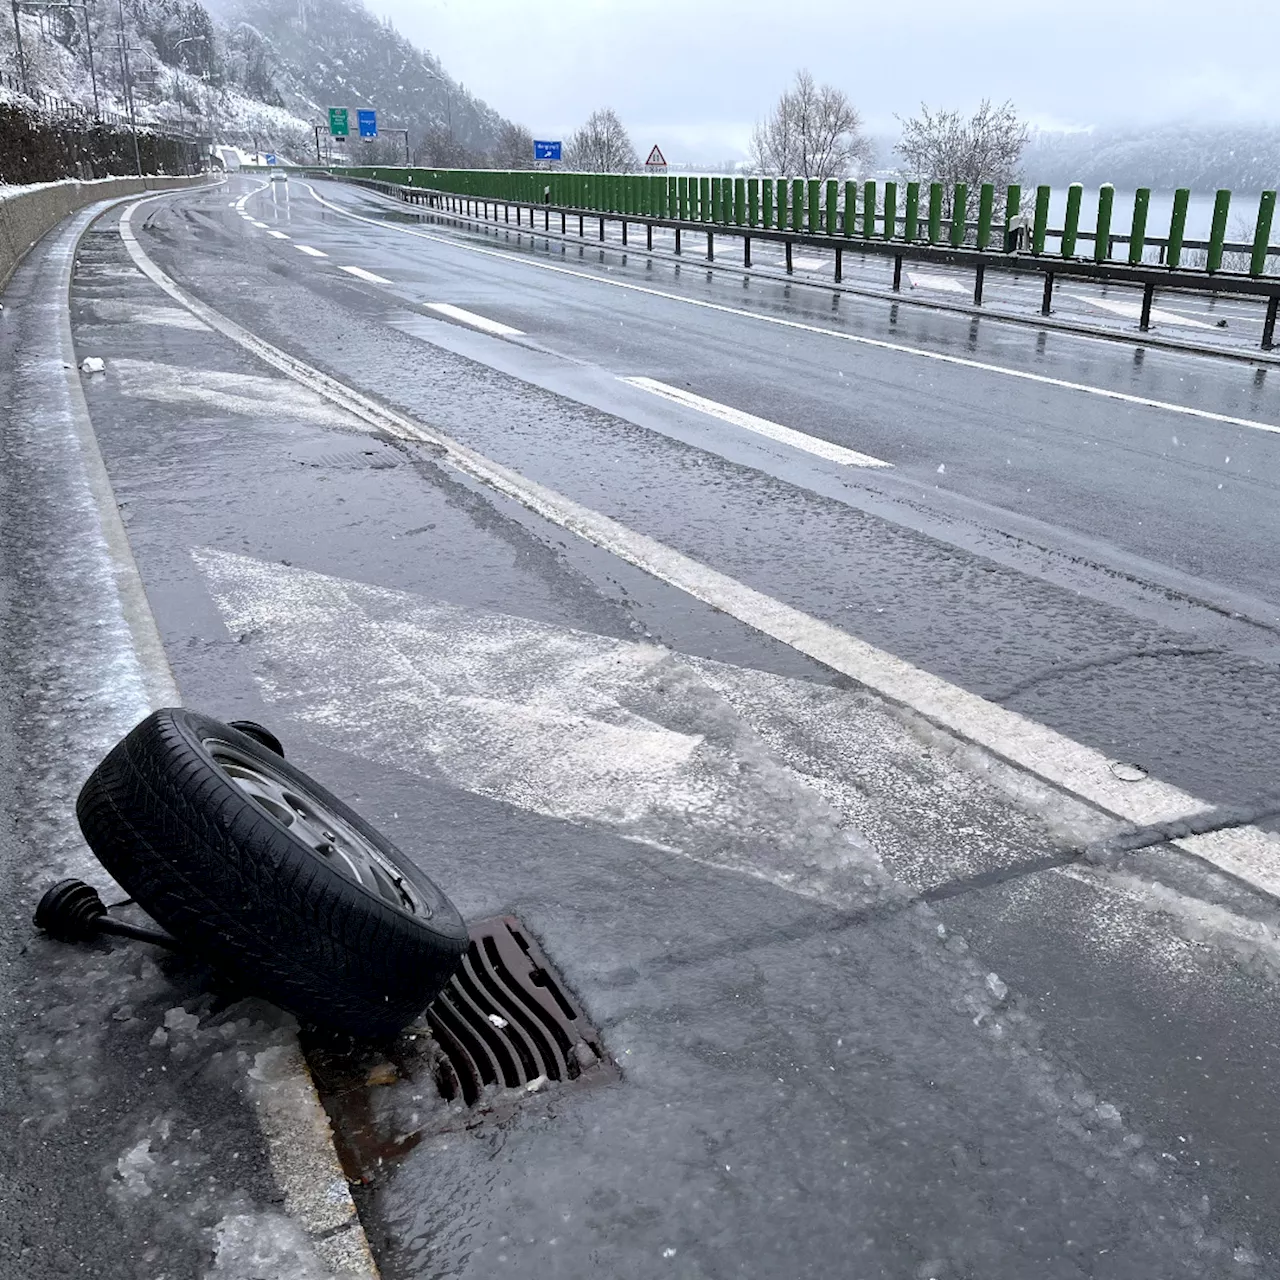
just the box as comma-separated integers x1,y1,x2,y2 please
622,377,892,468
340,265,392,284
425,302,522,336
300,181,1280,440
250,220,270,229
267,230,290,240
294,244,328,258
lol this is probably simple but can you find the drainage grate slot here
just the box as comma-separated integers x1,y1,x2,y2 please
304,915,619,1183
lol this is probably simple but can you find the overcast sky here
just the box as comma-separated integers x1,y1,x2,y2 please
369,0,1280,162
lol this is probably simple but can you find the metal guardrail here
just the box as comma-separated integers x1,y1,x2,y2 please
312,167,1280,351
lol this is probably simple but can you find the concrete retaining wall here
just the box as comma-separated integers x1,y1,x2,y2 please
0,174,214,293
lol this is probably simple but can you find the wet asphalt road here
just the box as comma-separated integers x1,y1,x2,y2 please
56,174,1280,1276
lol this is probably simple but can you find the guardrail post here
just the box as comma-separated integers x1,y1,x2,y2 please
884,181,897,239
1061,183,1082,257
928,182,942,244
807,178,819,232
748,178,759,227
904,182,920,241
745,235,752,267
1251,191,1275,278
1208,189,1231,272
734,177,746,225
951,184,967,246
785,240,793,273
844,181,857,235
826,180,838,235
1139,283,1155,331
893,255,903,291
1095,184,1114,262
763,178,774,229
1129,188,1150,265
863,180,876,238
1033,185,1050,255
707,229,714,260
973,263,985,305
835,246,843,281
1004,185,1021,251
1263,296,1279,350
1042,272,1054,315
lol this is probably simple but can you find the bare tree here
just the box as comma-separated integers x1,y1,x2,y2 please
490,120,535,169
565,107,637,172
749,69,873,180
896,99,1029,218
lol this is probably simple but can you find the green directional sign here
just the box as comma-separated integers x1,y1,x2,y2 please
328,107,349,138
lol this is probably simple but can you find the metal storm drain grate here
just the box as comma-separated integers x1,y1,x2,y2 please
304,916,617,1182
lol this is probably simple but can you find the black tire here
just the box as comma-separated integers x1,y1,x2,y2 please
76,708,468,1038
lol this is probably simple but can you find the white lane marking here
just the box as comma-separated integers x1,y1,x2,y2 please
908,271,967,295
250,220,270,229
425,301,523,336
622,376,891,468
117,196,1280,901
294,244,328,258
340,264,392,284
792,255,826,271
301,181,1280,439
1072,294,1216,331
267,230,290,240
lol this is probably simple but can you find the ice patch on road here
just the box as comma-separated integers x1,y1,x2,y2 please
109,358,367,429
908,271,967,294
791,255,826,271
206,1213,333,1280
82,298,212,331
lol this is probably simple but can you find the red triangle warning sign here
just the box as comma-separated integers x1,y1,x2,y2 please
645,145,667,167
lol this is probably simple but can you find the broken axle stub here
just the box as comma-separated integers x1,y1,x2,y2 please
34,878,181,951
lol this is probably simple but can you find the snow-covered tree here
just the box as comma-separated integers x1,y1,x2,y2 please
750,70,872,180
490,120,534,169
896,99,1028,218
565,108,636,173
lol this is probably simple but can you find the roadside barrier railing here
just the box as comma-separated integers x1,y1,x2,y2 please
280,164,1280,350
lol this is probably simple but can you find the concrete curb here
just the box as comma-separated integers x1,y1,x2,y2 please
0,173,213,294
17,181,379,1278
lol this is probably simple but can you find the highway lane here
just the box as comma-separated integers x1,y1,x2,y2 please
131,178,1280,816
69,184,1280,1275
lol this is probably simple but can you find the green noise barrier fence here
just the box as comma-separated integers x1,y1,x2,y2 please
290,164,1280,350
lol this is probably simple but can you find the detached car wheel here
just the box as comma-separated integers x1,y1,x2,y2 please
76,708,467,1038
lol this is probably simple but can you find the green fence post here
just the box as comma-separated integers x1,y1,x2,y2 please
927,182,942,243
806,178,819,231
1032,184,1050,255
824,180,838,235
748,178,759,227
734,177,745,226
676,176,687,220
844,180,857,234
1129,188,1150,264
791,178,804,233
763,178,774,229
709,177,720,222
1094,185,1114,262
1004,185,1021,250
904,182,919,241
1207,189,1231,272
697,176,709,221
951,184,967,246
1167,187,1189,267
862,180,876,238
1061,183,1082,257
976,183,994,250
883,181,897,239
1251,191,1276,278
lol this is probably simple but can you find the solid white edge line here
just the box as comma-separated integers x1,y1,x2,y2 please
294,244,328,257
622,376,892,469
299,180,1280,439
114,191,381,1280
425,301,523,336
118,189,1280,903
340,264,392,284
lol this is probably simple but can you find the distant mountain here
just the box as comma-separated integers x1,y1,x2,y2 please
1023,123,1280,193
202,0,516,161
